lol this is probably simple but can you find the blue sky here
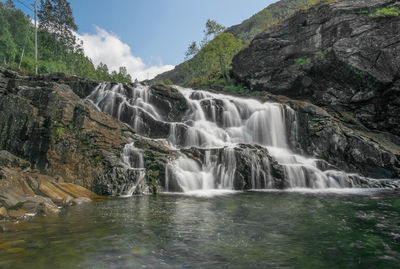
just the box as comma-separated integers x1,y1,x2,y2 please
9,0,276,80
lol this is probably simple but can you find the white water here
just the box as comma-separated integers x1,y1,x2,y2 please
88,83,397,194
119,142,146,196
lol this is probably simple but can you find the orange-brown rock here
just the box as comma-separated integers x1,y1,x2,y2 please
38,179,73,205
54,182,100,199
7,209,27,219
0,207,7,218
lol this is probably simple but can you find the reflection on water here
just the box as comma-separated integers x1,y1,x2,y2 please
0,190,400,269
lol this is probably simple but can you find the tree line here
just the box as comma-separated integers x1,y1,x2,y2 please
0,0,132,83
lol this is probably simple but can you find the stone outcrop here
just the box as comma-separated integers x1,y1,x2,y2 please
0,150,99,220
232,0,400,137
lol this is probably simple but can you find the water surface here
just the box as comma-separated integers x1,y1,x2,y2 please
1,190,399,268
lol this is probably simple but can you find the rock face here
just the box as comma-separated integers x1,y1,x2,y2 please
232,0,400,137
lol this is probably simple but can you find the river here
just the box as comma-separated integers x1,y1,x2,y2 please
1,189,399,268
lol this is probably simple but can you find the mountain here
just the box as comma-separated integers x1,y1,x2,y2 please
152,0,324,85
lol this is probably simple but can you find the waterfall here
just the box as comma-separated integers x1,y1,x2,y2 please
87,83,398,194
119,143,146,196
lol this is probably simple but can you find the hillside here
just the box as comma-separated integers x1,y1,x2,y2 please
152,0,324,86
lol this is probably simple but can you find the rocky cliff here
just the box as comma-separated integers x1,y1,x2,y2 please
232,0,400,138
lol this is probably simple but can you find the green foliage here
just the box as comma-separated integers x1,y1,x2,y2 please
185,41,199,60
56,126,65,137
223,84,249,94
369,7,399,18
0,1,131,82
205,19,226,37
38,0,78,49
295,58,312,65
184,20,243,87
163,79,173,85
348,6,399,18
5,0,15,9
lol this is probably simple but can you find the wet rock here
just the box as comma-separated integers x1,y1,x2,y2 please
150,84,188,122
70,197,92,205
94,167,146,196
180,144,286,191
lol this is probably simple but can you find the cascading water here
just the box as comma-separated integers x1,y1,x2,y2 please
87,83,399,194
118,143,146,196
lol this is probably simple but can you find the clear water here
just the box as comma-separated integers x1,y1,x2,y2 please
1,190,400,269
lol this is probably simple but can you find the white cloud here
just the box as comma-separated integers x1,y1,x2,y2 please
75,26,174,81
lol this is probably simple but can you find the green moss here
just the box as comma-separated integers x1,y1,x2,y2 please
295,58,312,65
348,6,399,18
315,51,325,60
56,126,65,137
369,7,399,18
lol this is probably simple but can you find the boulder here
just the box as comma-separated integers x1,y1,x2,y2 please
38,178,73,205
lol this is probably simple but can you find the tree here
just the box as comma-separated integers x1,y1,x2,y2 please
96,62,110,81
185,41,199,60
204,19,225,37
38,0,78,49
207,33,242,79
183,19,242,85
5,0,15,9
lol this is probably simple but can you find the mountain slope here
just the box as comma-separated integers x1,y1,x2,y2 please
152,0,320,85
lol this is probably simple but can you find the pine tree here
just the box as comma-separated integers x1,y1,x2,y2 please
38,0,78,49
